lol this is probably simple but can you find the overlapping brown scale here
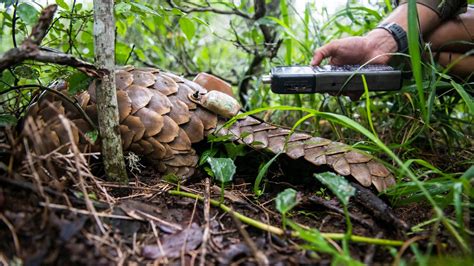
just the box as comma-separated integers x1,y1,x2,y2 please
163,153,198,167
161,72,184,83
252,131,269,149
122,115,145,142
126,85,153,114
191,108,217,131
75,91,91,109
119,124,134,150
138,139,155,155
116,70,133,90
285,141,305,159
84,104,98,124
168,128,191,151
147,91,172,115
145,137,167,159
214,116,396,192
181,115,205,143
38,101,65,120
131,70,156,87
175,83,197,110
167,96,191,125
154,116,179,143
51,122,79,146
134,107,164,137
345,150,372,163
116,90,132,122
349,163,372,187
153,73,178,96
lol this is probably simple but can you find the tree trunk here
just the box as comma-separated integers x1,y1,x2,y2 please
93,0,128,182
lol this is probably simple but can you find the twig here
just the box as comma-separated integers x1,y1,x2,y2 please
199,178,211,266
166,0,252,19
38,202,132,220
229,208,269,266
0,213,21,256
60,116,106,235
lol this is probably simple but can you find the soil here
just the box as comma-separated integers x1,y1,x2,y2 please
0,133,470,265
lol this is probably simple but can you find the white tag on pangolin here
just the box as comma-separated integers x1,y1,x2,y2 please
190,90,241,118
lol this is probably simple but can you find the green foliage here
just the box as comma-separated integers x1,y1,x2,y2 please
314,172,355,206
275,188,300,215
206,157,236,183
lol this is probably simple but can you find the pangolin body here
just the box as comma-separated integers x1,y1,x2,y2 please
27,67,396,192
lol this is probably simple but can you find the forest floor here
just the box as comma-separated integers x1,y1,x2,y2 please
1,135,469,266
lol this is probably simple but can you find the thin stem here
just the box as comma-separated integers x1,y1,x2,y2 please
168,190,404,247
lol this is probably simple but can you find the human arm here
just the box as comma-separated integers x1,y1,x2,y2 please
310,1,468,66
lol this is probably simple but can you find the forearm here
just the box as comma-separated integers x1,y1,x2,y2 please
437,52,474,77
365,3,441,55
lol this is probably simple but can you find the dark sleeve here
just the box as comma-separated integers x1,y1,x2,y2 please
395,0,468,20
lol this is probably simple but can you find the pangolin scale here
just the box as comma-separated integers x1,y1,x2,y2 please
25,66,396,192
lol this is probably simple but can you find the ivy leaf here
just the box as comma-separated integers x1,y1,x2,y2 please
275,188,300,215
199,147,218,166
207,157,236,183
314,172,355,206
16,3,39,24
179,17,195,41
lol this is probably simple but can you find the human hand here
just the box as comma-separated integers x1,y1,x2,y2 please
310,29,398,66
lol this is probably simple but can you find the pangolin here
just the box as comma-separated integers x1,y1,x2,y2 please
25,66,396,192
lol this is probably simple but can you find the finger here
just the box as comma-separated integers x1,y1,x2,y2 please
311,43,334,66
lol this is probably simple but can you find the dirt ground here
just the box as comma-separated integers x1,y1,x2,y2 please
0,129,470,265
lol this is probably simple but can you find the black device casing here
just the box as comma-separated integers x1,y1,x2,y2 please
269,66,402,94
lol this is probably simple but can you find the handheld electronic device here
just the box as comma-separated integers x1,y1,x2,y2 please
262,65,402,94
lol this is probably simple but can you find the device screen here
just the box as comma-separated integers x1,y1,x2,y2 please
274,66,314,75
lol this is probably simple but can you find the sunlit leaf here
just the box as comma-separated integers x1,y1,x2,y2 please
207,157,236,183
314,172,355,206
115,2,131,14
55,0,69,10
179,17,195,41
275,188,300,215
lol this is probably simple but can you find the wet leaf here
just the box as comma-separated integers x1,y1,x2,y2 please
207,157,236,183
275,188,300,215
314,172,355,206
142,223,202,259
16,3,39,24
